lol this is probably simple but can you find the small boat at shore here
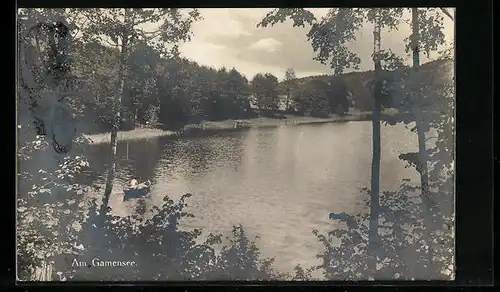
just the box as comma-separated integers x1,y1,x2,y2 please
123,179,152,201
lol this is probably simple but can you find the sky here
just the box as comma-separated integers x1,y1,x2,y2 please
177,8,454,80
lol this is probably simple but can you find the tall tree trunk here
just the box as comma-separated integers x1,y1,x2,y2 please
101,9,130,221
411,8,436,276
285,89,291,111
368,11,382,274
134,106,139,127
411,8,430,199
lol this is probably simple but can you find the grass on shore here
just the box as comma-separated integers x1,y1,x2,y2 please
84,112,375,144
83,128,174,144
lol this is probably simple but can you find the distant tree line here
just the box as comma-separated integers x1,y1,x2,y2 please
71,41,351,134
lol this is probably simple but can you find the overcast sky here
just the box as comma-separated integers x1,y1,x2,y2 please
177,8,454,80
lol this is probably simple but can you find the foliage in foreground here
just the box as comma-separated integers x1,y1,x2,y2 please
17,132,91,281
314,184,453,281
54,194,286,281
18,184,454,282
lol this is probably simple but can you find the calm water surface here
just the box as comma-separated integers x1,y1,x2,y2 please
85,121,419,273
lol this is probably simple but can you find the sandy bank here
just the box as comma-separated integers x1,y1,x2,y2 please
84,112,373,144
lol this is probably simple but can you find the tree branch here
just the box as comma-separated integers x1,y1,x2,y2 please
70,16,88,40
440,8,454,21
101,36,120,48
132,11,169,26
142,29,162,39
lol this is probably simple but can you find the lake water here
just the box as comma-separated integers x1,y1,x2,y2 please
84,121,420,274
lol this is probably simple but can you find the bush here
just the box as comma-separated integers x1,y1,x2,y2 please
60,194,283,281
312,183,454,280
208,225,284,280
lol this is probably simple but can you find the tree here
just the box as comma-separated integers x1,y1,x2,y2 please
425,57,454,278
258,8,454,279
212,67,233,119
250,73,280,112
75,8,201,221
291,76,349,116
406,7,447,206
189,64,219,121
380,9,449,275
293,78,330,117
326,77,350,115
282,68,298,111
17,9,94,280
125,41,162,128
18,9,81,154
153,59,252,125
259,8,404,275
409,8,433,271
367,9,383,272
225,68,252,118
71,40,121,133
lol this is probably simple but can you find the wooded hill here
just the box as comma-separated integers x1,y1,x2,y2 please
284,59,453,111
62,37,452,134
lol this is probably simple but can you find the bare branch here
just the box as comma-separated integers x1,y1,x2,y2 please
440,8,454,21
132,13,166,26
102,37,120,48
142,30,162,39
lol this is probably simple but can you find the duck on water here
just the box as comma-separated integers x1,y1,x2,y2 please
123,178,151,201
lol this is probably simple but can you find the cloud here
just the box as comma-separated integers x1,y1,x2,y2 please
178,8,454,80
180,8,332,79
248,38,282,53
196,9,252,37
179,41,228,69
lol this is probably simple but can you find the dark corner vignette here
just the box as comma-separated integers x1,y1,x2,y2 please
5,1,16,290
11,0,493,290
454,1,494,287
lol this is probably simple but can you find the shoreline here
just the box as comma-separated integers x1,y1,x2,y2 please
84,112,377,144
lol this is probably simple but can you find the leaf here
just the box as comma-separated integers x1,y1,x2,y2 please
258,8,317,28
39,188,51,194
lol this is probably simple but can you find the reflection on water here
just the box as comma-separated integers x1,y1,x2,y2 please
84,121,419,273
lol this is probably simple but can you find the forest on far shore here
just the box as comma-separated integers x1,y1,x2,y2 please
66,37,451,134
